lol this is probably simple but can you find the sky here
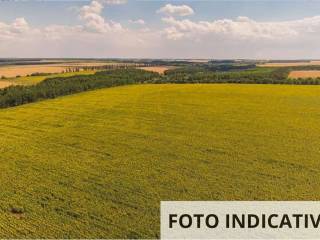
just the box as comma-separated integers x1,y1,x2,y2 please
1,0,320,59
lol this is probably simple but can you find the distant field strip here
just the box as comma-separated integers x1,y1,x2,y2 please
0,84,319,238
138,66,173,74
289,70,320,79
0,62,112,78
0,65,67,78
2,70,96,86
0,81,14,89
259,61,320,67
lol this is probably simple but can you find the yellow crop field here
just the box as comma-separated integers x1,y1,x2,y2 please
0,84,319,238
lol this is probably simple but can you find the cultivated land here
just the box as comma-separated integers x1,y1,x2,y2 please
0,81,14,88
0,62,112,78
138,66,173,74
258,61,320,67
0,65,66,78
0,84,319,238
1,70,96,86
289,70,320,79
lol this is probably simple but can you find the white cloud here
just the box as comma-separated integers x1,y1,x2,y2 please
161,16,320,41
3,10,320,59
43,25,83,40
81,0,103,15
103,0,127,5
0,17,34,42
79,0,123,33
157,4,194,17
11,18,29,33
129,19,145,25
0,17,29,37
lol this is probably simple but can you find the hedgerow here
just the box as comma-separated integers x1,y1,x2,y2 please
0,69,158,108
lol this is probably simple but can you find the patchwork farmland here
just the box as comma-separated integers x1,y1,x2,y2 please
2,71,97,86
0,61,134,78
0,65,67,78
1,59,320,238
0,60,142,88
3,0,320,239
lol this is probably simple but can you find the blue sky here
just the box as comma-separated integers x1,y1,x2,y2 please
0,0,320,25
2,1,320,25
1,0,320,58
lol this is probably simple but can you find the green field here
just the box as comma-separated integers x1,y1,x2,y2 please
0,84,319,238
3,71,96,85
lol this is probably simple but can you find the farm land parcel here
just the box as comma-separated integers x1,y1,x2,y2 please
138,66,174,74
0,62,122,78
0,84,319,238
289,70,320,79
2,0,320,238
3,70,97,86
0,61,143,88
258,61,320,67
0,81,14,89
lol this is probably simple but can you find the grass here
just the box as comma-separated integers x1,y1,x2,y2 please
2,71,96,85
0,84,319,238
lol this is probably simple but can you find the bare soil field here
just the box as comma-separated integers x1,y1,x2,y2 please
0,81,14,89
288,70,320,79
0,62,114,78
138,66,173,74
0,65,67,78
258,61,320,67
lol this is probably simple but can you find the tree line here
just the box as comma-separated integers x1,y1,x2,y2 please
151,66,320,85
1,66,320,109
0,69,158,109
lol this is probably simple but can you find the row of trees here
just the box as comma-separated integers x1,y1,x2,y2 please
152,67,292,84
0,69,158,108
81,64,144,71
1,65,320,109
153,66,320,84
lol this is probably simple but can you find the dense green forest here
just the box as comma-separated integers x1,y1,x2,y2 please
1,65,320,109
